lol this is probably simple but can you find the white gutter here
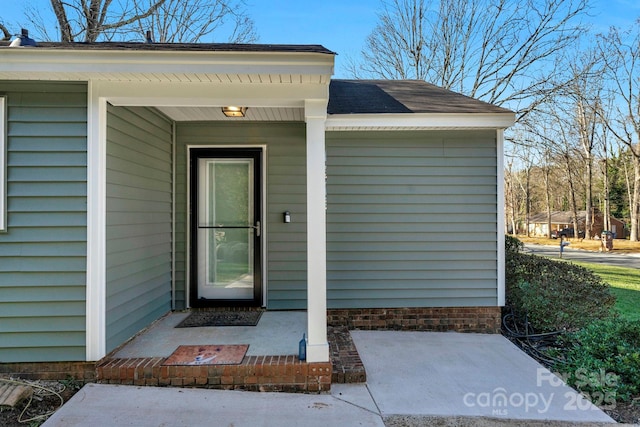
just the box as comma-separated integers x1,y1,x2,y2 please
326,112,515,130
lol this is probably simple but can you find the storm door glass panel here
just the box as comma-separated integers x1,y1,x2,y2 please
197,158,254,299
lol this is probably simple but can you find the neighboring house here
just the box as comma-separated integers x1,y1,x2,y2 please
528,210,626,239
0,41,514,372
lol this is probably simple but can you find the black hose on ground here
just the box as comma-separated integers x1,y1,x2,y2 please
501,308,564,366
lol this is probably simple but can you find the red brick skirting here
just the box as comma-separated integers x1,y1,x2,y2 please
0,361,96,382
96,356,332,393
327,307,502,333
328,325,366,383
1,306,500,389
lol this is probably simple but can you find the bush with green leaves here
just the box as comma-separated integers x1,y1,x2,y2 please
552,318,640,402
505,236,615,332
505,234,523,256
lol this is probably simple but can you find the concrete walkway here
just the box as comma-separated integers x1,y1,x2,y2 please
351,331,613,423
44,331,616,426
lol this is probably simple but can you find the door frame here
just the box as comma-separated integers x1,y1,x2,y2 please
187,145,267,308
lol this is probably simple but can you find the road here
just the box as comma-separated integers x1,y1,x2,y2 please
523,243,640,269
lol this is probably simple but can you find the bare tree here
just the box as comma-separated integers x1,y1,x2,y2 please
520,94,592,240
0,23,11,40
46,0,167,42
547,108,584,239
351,0,590,121
510,142,536,236
564,50,605,240
600,141,611,233
540,148,554,238
597,22,640,241
131,0,257,43
25,1,256,43
504,159,520,234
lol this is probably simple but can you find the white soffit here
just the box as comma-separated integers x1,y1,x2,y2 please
0,49,334,84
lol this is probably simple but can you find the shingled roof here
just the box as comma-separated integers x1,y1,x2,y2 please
328,80,511,115
0,41,335,54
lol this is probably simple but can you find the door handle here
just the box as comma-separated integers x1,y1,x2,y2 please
252,221,261,237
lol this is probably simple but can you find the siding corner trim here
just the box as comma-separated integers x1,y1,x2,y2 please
0,95,6,232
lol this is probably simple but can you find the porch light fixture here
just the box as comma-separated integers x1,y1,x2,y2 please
221,106,248,117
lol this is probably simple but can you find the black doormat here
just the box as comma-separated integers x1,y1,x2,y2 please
176,311,263,328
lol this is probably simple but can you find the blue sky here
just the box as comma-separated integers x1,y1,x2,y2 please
1,0,638,77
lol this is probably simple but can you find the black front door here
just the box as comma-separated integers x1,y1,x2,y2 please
190,148,262,307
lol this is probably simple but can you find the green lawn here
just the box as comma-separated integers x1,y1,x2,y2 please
573,261,640,321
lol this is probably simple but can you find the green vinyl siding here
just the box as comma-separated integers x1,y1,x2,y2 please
175,122,306,309
0,81,87,363
105,106,173,353
326,130,498,308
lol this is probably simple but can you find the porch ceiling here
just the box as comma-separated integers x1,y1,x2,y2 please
156,106,304,121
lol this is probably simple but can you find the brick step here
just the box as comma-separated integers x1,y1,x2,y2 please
0,328,367,391
328,326,367,384
96,355,332,392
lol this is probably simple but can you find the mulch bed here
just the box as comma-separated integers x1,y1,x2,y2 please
0,378,80,427
605,400,640,424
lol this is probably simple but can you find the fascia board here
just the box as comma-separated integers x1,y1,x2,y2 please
326,112,516,129
0,49,335,78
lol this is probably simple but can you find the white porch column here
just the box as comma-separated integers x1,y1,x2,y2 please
86,82,107,361
304,99,329,363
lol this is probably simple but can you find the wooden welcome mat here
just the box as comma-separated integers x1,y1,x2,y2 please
163,345,249,366
176,311,262,328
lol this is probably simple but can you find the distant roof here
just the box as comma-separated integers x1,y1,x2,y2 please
328,80,512,115
0,41,335,55
529,210,624,224
529,211,586,224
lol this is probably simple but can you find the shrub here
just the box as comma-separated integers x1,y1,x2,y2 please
505,237,615,332
505,234,523,256
552,318,640,402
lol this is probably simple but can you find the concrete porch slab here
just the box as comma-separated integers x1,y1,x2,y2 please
350,331,615,423
97,310,362,391
112,310,307,358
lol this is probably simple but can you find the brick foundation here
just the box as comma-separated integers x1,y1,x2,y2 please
327,307,501,333
0,307,499,389
96,356,331,392
0,361,96,382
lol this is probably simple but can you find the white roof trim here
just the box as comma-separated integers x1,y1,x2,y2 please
0,49,335,82
326,112,515,130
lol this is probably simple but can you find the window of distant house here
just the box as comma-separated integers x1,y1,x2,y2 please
0,96,5,231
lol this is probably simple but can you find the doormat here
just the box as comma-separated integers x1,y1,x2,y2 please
163,345,249,366
176,311,262,328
